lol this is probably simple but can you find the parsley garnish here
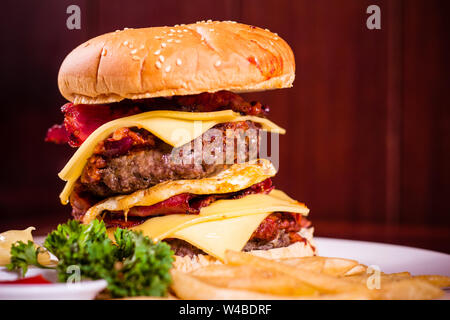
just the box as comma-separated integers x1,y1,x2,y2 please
7,219,174,298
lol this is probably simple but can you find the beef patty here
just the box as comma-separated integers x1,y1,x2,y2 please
79,121,261,197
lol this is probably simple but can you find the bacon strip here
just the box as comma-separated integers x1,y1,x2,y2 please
45,103,143,147
75,178,274,228
251,212,311,242
45,124,69,144
125,178,274,218
46,91,269,147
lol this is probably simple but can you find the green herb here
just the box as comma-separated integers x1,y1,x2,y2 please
7,219,174,298
7,241,51,277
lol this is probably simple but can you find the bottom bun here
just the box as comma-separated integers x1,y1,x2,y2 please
173,227,316,273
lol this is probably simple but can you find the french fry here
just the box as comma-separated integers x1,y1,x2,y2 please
322,257,359,276
279,256,359,276
278,256,325,272
171,269,303,300
191,264,318,296
169,250,447,300
345,272,411,286
172,270,372,300
343,264,367,276
413,275,450,288
224,250,375,297
118,294,178,300
379,279,444,300
191,264,272,279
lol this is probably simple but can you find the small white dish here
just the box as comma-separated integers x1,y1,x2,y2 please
0,267,107,300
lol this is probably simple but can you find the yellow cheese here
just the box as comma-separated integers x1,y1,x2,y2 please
58,110,285,204
83,159,277,224
172,213,270,260
128,189,309,241
111,189,309,260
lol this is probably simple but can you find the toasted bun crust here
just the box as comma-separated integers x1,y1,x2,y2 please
173,228,316,273
58,21,295,104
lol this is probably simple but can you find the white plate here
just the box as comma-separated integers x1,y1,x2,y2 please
1,237,448,299
315,237,450,276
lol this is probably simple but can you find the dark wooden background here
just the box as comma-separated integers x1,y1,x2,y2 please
1,0,449,252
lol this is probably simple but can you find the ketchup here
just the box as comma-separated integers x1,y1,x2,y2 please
0,275,52,285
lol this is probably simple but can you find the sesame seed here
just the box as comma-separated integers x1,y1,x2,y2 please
128,44,133,49
140,45,145,49
167,39,173,43
209,28,214,31
159,55,165,62
123,41,129,46
124,27,129,30
269,40,274,45
155,36,162,39
170,29,175,32
215,60,221,67
101,48,107,56
165,65,171,72
183,29,189,32
175,39,181,43
154,49,161,55
131,49,137,54
155,61,162,69
174,24,179,27
161,43,167,48
274,32,278,36
207,19,212,23
132,55,140,60
177,30,182,33
176,58,182,66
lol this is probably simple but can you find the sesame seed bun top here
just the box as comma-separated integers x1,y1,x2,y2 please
58,20,295,104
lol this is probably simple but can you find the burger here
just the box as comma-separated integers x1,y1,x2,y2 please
46,20,316,271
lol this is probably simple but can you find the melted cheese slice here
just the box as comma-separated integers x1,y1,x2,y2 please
114,189,309,260
58,110,285,204
128,189,309,240
172,214,270,260
83,159,277,224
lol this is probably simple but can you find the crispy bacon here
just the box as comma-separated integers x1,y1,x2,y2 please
45,124,69,144
250,212,311,242
71,178,274,225
128,194,198,217
46,91,269,147
123,178,274,218
46,103,143,147
174,90,270,116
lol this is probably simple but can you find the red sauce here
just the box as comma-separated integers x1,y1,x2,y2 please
0,275,52,285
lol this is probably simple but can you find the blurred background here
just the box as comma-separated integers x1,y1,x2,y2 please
0,0,449,252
